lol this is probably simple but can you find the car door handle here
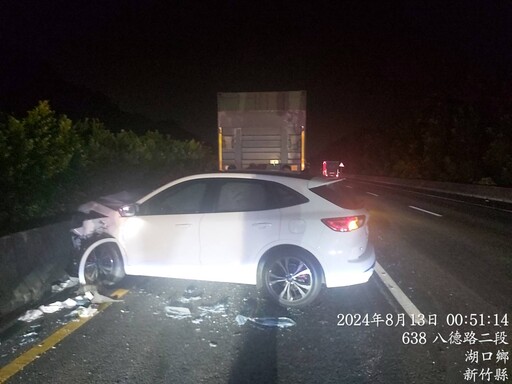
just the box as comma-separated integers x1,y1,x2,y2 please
253,222,273,229
175,223,192,227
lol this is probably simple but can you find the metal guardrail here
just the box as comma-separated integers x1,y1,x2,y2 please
344,174,512,208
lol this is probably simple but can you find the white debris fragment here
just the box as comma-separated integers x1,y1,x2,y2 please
84,291,94,301
18,309,44,322
177,295,202,303
51,285,62,293
198,303,227,316
235,314,296,328
63,298,78,308
70,306,98,318
39,301,64,314
164,306,192,319
51,277,79,293
22,331,38,338
72,296,90,306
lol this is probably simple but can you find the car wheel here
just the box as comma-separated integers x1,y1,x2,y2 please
83,242,125,286
262,252,322,307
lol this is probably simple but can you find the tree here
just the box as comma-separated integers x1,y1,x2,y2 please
0,101,81,226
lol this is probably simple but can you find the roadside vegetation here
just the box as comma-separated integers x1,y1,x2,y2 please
1,98,510,236
332,97,512,187
0,101,215,235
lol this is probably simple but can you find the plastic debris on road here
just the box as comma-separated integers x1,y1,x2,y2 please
197,303,227,316
69,306,98,318
235,314,296,328
84,291,94,301
39,302,64,314
51,276,79,293
73,295,90,307
18,291,104,322
39,298,79,314
19,331,39,346
178,285,203,303
18,309,44,322
164,306,192,319
63,298,78,308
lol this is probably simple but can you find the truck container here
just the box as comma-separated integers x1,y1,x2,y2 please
217,90,306,171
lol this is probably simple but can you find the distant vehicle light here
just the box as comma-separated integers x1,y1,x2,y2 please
322,160,342,178
321,216,366,232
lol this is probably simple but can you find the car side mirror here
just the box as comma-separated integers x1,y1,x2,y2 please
119,203,139,217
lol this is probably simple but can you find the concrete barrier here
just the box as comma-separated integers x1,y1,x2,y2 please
0,221,73,319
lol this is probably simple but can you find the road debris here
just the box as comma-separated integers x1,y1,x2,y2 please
69,306,98,318
235,314,296,329
164,306,192,319
18,309,44,323
51,276,79,293
197,303,227,316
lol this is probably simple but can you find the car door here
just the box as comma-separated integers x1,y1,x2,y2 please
199,179,280,284
119,179,209,279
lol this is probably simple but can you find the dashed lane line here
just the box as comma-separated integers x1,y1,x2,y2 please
0,288,129,384
374,262,424,323
408,205,443,217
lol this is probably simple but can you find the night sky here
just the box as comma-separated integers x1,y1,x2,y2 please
1,1,511,152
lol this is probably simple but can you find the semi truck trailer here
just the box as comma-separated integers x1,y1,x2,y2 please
217,90,306,171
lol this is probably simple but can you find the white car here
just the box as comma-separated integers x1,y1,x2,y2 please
70,172,375,307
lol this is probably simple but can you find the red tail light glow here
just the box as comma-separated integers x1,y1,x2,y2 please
321,215,366,232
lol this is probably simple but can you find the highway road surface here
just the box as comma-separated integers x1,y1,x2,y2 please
1,179,510,383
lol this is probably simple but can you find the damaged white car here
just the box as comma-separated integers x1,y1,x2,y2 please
69,172,376,307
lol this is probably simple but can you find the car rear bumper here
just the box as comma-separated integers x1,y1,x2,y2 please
323,243,376,288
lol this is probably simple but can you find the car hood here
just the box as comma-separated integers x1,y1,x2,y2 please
78,190,146,215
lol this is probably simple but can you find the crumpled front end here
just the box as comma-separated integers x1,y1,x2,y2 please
68,202,118,277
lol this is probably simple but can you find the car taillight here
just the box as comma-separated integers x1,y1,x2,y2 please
321,215,366,232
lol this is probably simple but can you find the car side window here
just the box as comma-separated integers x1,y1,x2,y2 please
271,182,309,208
139,180,208,215
215,180,268,212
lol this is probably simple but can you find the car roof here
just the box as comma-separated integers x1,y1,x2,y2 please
138,171,343,203
213,171,345,188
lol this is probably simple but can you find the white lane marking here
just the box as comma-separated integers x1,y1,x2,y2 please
408,205,443,217
351,179,512,214
366,192,379,197
375,262,424,323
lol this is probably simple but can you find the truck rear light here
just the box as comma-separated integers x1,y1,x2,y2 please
321,215,366,232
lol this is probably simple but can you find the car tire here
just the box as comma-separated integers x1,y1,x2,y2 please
262,251,322,307
83,242,125,286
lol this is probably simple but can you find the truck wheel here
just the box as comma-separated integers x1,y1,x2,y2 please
262,251,322,307
83,242,125,286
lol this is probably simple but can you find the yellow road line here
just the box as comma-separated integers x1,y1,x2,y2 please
0,288,129,383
